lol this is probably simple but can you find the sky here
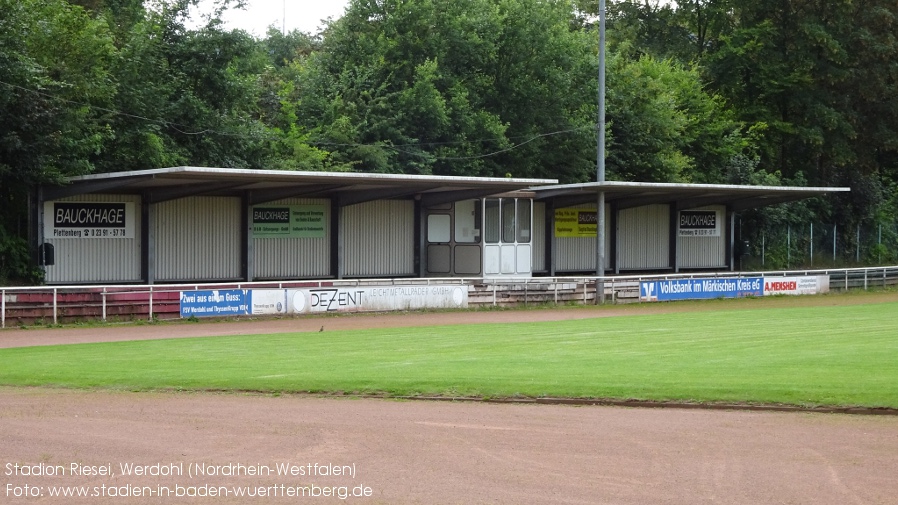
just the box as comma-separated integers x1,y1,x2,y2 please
190,0,351,36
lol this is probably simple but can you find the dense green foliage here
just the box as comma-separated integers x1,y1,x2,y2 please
2,300,897,407
1,0,897,281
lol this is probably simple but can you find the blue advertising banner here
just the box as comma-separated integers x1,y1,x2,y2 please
180,289,251,317
639,277,763,301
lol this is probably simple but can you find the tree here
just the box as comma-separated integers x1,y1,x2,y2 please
292,0,598,181
0,0,117,282
706,0,898,226
604,49,745,183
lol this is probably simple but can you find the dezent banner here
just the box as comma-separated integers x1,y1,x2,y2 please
180,290,250,317
287,285,468,313
763,276,830,295
640,277,763,301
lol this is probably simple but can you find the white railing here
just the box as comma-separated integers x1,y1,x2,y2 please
2,266,896,328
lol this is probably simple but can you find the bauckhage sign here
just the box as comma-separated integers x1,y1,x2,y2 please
678,210,720,237
252,204,326,238
43,201,136,239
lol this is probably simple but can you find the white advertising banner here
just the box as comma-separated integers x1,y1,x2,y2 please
287,285,469,314
763,275,830,296
251,289,288,315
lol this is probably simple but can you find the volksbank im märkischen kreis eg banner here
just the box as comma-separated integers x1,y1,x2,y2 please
640,276,829,301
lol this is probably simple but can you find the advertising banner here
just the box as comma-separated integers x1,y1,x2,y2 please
180,290,251,317
678,210,720,237
763,276,830,296
251,289,288,315
555,209,597,237
43,201,136,239
252,205,326,238
287,285,468,313
639,277,763,301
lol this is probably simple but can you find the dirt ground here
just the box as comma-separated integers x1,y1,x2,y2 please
2,292,898,504
2,388,897,504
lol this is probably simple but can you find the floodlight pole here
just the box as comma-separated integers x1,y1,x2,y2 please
596,0,606,303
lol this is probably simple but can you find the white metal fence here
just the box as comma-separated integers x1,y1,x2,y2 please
2,266,897,328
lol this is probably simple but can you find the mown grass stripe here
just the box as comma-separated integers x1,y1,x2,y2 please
1,302,896,407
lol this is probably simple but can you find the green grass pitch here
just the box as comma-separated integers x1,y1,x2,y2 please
1,301,896,408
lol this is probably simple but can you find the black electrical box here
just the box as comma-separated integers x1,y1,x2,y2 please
38,243,55,266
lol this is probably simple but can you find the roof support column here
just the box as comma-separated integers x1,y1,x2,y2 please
726,206,735,272
330,199,343,279
30,188,43,270
141,198,155,285
546,199,556,277
415,198,425,277
669,202,679,273
242,192,253,282
596,191,606,304
611,202,619,274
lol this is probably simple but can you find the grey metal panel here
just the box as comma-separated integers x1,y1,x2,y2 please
554,204,612,272
532,201,546,271
618,204,670,270
454,245,481,275
44,194,142,284
427,244,451,273
342,200,415,277
253,198,330,279
678,205,726,268
155,196,241,281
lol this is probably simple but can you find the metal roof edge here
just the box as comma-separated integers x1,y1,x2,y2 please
66,167,557,186
529,181,851,193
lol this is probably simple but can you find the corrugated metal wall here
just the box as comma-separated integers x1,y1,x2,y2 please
44,194,142,284
254,198,330,279
342,200,414,277
554,204,611,272
532,202,546,271
678,205,726,268
155,196,241,281
618,204,670,270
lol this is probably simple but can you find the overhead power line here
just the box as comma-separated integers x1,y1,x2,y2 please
0,79,593,161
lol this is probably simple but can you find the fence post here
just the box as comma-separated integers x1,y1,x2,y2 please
53,288,58,325
102,288,107,322
1,289,5,329
148,286,154,321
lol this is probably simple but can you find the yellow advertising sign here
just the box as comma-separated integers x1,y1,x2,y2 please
555,208,597,237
